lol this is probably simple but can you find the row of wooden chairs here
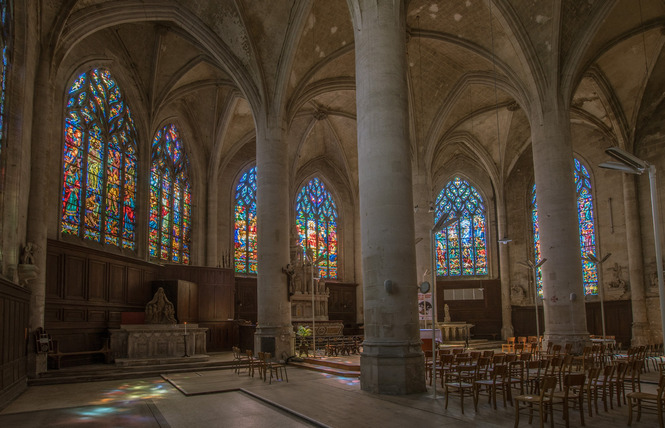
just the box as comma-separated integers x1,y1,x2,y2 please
231,346,288,384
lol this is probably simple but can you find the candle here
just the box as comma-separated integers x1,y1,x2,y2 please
184,322,187,334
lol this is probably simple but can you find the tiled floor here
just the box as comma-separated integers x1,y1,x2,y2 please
1,355,663,427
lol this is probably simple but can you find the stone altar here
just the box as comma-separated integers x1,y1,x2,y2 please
437,322,474,342
110,324,207,362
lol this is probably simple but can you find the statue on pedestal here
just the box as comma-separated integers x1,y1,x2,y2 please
444,304,451,322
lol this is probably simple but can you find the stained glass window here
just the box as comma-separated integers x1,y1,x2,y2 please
149,124,191,264
532,158,598,295
234,166,257,274
61,69,138,249
295,177,338,279
0,0,9,160
434,177,488,276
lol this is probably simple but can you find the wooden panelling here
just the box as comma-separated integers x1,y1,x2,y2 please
327,282,357,330
199,321,238,352
511,300,632,347
45,252,62,299
0,277,30,409
88,260,107,301
436,279,502,340
64,255,86,300
235,277,257,323
585,300,632,347
109,264,126,303
45,240,160,365
511,306,545,338
43,240,237,365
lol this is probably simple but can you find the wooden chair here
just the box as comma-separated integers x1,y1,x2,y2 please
232,346,250,374
585,366,601,417
627,372,665,427
503,337,516,353
620,359,644,406
474,363,509,410
552,373,586,428
264,352,289,384
445,363,479,414
591,363,616,413
514,375,558,428
245,349,255,377
256,351,268,381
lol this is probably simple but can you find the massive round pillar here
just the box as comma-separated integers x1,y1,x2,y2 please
349,0,425,394
531,92,589,352
254,114,293,360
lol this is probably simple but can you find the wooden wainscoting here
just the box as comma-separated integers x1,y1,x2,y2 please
0,277,30,408
436,279,502,340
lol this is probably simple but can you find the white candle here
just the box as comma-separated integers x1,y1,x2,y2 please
184,322,187,334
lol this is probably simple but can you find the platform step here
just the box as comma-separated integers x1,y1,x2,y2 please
301,357,360,371
29,359,236,386
289,361,360,378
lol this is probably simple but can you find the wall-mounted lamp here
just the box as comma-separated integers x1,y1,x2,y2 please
384,279,394,294
498,237,512,244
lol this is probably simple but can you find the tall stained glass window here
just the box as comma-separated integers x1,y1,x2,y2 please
0,0,10,159
61,69,138,249
295,177,338,279
434,177,488,276
532,158,598,295
234,166,257,274
149,124,191,264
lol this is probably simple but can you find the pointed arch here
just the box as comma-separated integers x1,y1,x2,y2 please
532,157,598,295
295,177,339,279
149,123,192,264
60,68,138,250
434,176,488,276
233,165,257,274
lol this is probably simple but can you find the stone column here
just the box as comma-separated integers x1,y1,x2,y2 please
621,173,651,345
496,193,514,339
412,170,433,328
25,61,52,376
206,171,218,267
531,91,588,352
349,0,426,394
254,113,293,360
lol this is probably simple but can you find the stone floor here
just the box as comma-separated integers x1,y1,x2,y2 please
1,352,663,427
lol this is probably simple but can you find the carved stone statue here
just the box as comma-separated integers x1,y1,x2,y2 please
608,262,627,292
443,303,451,322
20,242,36,265
145,287,177,324
282,263,295,300
511,283,526,302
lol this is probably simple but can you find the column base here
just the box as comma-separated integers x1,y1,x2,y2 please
631,322,652,347
501,324,514,341
543,332,590,354
254,325,294,361
360,340,426,395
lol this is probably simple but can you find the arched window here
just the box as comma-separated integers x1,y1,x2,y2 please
295,177,338,279
532,158,598,295
61,69,138,249
0,0,10,159
434,177,488,276
149,124,191,264
234,166,257,274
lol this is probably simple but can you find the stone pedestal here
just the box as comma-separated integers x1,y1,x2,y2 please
291,292,329,321
437,322,474,342
110,324,208,362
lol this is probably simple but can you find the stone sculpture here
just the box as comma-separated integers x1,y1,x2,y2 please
145,287,177,324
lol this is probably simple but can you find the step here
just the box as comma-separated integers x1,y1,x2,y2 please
29,359,236,386
301,357,360,371
289,361,360,378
